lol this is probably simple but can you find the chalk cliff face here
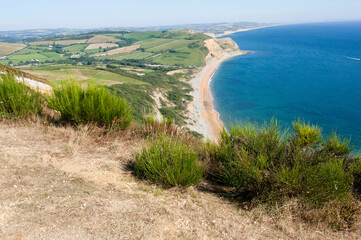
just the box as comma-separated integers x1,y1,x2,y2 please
204,38,246,61
0,64,52,92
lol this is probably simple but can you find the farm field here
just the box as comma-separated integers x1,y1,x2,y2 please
0,42,26,55
24,67,147,86
103,51,153,61
85,43,118,50
0,29,210,124
63,44,88,53
101,44,141,56
30,39,88,46
87,35,119,43
1,30,209,67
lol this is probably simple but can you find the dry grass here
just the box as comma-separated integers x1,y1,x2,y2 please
87,35,119,43
85,43,118,50
0,121,360,239
0,43,26,55
94,44,141,57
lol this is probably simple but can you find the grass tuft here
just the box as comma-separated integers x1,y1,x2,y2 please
0,74,44,118
48,79,132,129
134,133,204,187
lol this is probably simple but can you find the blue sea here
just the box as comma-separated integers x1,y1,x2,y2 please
211,21,361,149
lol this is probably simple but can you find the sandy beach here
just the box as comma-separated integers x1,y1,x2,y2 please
215,24,283,37
199,54,246,141
187,38,248,141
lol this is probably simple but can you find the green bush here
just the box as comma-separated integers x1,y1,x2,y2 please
304,159,353,205
292,119,322,147
48,80,131,129
351,158,361,198
134,134,204,187
0,74,44,118
205,120,357,206
323,133,353,156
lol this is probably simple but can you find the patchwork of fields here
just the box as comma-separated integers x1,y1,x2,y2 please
0,30,209,67
0,30,210,126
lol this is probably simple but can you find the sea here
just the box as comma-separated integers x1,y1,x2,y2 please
211,21,361,149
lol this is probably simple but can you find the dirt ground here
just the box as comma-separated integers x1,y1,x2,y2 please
0,121,360,240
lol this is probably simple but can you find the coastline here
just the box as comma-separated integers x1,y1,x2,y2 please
187,38,248,141
214,24,284,37
200,55,237,141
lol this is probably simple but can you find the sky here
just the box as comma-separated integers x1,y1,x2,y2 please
1,0,361,31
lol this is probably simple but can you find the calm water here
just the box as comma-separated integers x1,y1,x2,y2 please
211,21,361,148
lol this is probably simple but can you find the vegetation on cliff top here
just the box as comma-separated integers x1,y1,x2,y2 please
1,74,361,231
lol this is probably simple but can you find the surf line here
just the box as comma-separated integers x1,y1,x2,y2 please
345,56,361,61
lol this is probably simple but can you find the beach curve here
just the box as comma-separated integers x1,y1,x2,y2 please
187,38,247,141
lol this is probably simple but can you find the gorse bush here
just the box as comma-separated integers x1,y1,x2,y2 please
48,80,131,129
203,119,361,228
0,74,44,118
134,134,204,187
351,158,361,198
292,120,322,147
205,120,357,206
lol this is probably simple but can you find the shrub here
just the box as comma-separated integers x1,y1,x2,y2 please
304,159,353,205
205,120,357,206
323,133,353,156
134,134,204,187
292,119,322,147
48,80,131,129
0,74,44,118
205,120,288,200
351,158,361,198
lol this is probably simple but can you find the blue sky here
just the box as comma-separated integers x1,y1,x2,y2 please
1,0,361,31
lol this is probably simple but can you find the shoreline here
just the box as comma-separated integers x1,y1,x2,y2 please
199,53,246,141
187,47,248,141
215,24,284,37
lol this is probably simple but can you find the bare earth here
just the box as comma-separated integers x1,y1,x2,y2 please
0,121,360,240
87,35,119,43
93,44,141,57
85,43,118,50
0,43,26,55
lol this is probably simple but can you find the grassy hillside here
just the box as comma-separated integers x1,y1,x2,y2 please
1,30,209,67
0,30,210,125
1,70,360,238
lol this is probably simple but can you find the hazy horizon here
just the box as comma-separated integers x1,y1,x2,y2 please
1,0,361,31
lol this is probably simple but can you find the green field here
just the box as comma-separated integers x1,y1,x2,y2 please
146,39,192,52
122,31,162,41
63,44,88,53
24,67,147,86
106,51,154,61
40,52,61,58
1,29,212,125
13,48,41,55
1,30,209,67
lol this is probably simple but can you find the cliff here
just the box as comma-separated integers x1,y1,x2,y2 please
204,38,246,61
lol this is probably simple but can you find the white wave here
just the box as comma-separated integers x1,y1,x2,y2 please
345,56,360,61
